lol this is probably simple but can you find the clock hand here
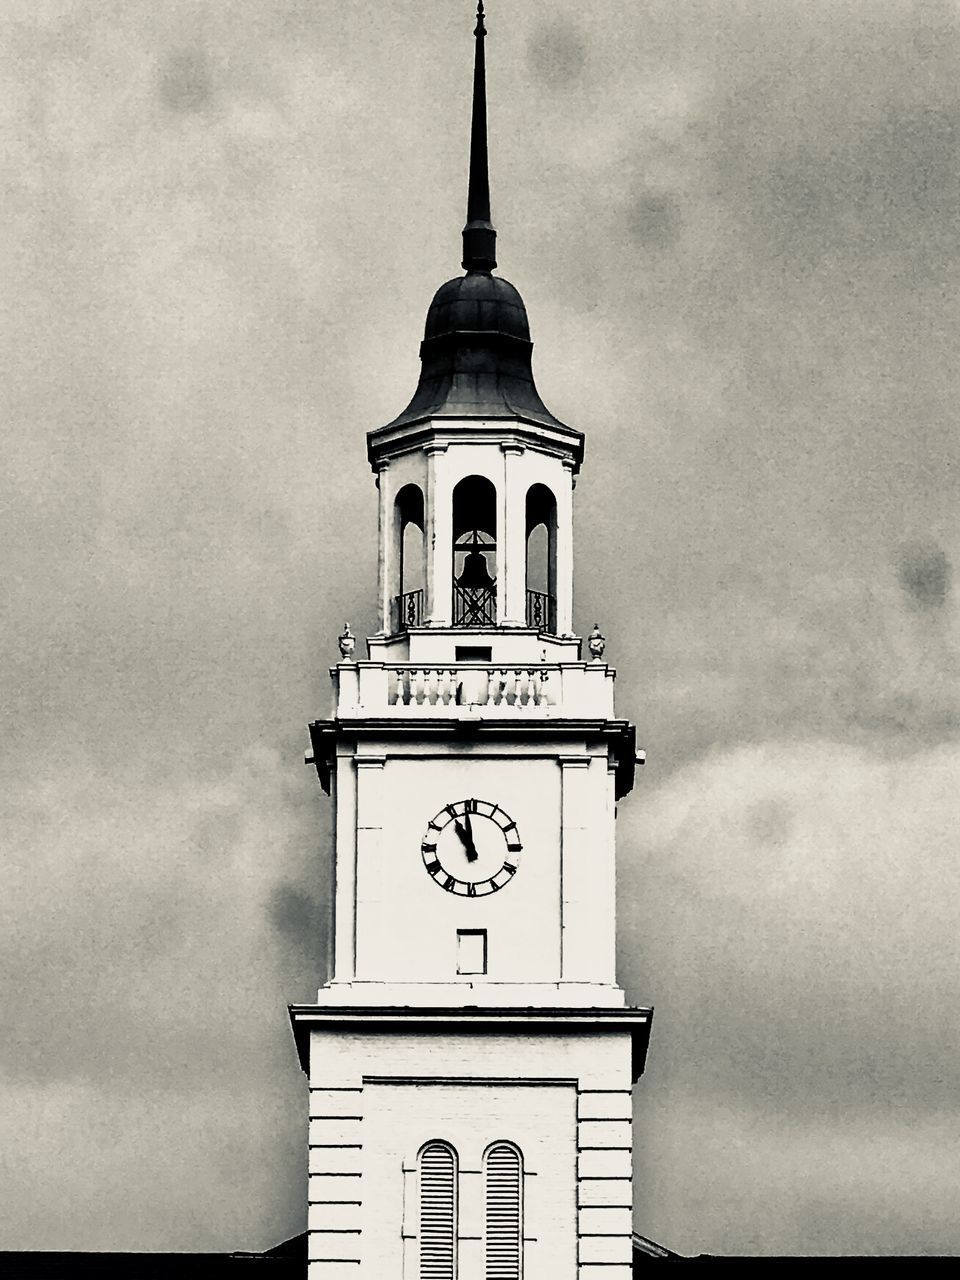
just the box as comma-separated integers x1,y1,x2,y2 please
463,809,478,862
454,817,479,863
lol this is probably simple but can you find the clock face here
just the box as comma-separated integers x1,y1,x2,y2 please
421,798,522,897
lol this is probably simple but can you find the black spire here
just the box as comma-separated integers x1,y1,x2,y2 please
462,1,497,274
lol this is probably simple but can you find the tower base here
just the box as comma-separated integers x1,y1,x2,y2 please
290,1005,652,1280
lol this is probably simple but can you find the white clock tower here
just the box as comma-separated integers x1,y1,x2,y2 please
290,6,651,1277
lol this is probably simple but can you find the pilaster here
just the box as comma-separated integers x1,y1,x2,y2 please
560,756,616,986
307,1080,364,1275
576,1089,633,1278
331,749,358,983
353,756,386,982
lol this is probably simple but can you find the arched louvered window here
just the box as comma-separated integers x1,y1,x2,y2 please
484,1141,523,1280
419,1140,458,1280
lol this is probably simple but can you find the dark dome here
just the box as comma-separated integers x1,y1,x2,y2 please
379,270,570,434
424,272,531,343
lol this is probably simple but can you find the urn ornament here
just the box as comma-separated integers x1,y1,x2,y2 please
587,623,606,662
338,623,356,661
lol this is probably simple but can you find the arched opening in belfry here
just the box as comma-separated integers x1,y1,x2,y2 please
525,483,557,632
395,483,425,631
452,475,497,626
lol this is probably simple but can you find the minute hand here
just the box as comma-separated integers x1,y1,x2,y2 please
454,817,478,862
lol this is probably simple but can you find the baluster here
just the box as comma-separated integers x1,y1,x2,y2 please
538,668,550,706
426,667,438,705
520,669,532,706
480,666,490,705
411,668,423,705
491,669,504,706
394,668,405,705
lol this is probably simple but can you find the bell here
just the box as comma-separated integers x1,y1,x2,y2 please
456,548,495,589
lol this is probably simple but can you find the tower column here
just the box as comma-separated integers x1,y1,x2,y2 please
501,443,527,626
376,464,392,634
556,461,575,635
424,444,451,625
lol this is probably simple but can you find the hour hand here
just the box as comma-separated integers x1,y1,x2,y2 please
454,818,478,862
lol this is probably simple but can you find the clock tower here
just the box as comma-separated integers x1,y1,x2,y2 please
290,6,651,1278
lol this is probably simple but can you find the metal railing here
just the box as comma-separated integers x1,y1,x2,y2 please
453,584,496,627
393,588,423,631
526,589,557,633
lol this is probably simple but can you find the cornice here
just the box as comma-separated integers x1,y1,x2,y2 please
288,1004,653,1081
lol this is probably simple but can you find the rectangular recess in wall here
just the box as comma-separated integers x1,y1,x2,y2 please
455,646,492,662
457,929,487,975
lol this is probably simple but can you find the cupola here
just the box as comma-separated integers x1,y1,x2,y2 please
366,1,584,649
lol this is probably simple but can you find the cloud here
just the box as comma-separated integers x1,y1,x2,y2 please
2,0,959,1259
622,739,960,1254
526,18,588,89
0,744,327,1247
898,540,951,611
0,1081,306,1252
638,1096,960,1257
158,49,214,114
0,747,326,1088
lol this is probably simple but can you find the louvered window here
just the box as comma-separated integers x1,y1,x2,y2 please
419,1140,458,1280
484,1142,523,1279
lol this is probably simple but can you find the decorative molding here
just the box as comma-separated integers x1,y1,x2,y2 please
354,755,386,770
363,1075,578,1087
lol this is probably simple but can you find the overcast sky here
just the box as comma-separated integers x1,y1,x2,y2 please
2,0,958,1259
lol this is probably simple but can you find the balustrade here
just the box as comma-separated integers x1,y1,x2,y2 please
333,660,614,718
386,664,553,708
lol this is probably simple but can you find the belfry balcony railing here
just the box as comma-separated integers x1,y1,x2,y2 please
453,584,496,627
331,662,616,720
525,589,557,633
392,589,423,632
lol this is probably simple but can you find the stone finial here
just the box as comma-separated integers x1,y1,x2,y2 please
587,623,606,663
338,623,356,661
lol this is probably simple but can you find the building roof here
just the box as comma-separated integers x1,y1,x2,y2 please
0,1234,305,1277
